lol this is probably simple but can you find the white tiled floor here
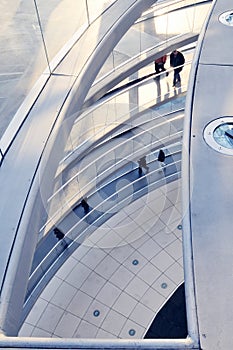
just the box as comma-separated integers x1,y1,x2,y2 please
20,178,184,339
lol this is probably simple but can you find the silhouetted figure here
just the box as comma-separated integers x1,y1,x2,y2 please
53,227,68,248
170,50,185,87
81,197,89,214
53,227,65,240
158,149,166,166
138,156,149,176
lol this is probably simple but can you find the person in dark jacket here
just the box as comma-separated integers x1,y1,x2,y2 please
158,149,165,165
158,149,166,173
81,197,89,214
170,50,185,87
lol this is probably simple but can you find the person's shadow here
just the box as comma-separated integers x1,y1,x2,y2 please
154,76,161,103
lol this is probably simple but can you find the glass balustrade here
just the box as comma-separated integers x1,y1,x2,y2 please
94,0,211,83
26,139,182,321
0,0,119,140
40,76,187,237
0,0,210,145
63,59,192,165
44,114,183,234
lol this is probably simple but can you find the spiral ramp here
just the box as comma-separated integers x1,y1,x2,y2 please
1,0,229,349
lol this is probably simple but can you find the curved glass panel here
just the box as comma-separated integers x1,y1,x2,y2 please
41,69,189,237
0,1,48,139
0,0,119,141
35,0,88,63
95,0,211,83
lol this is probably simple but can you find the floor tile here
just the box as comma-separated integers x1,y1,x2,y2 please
31,327,52,337
71,244,91,261
152,274,176,298
56,257,78,280
140,287,165,311
129,206,155,226
109,243,135,264
153,230,177,248
96,281,122,307
118,319,146,339
36,303,64,333
50,281,77,309
159,205,177,225
124,226,146,246
137,262,161,285
19,322,34,337
109,264,134,289
80,271,107,298
95,254,120,279
84,227,110,246
126,233,149,250
101,309,127,336
65,262,92,289
151,249,175,272
97,230,123,249
74,320,99,338
83,299,110,327
123,251,148,273
144,217,166,236
148,196,168,217
66,290,93,318
96,328,117,338
166,239,183,260
54,311,81,337
112,292,138,317
165,262,184,284
26,298,49,326
81,247,107,270
129,302,155,328
136,237,161,260
125,276,149,301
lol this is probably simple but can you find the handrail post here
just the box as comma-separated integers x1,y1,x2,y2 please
0,149,4,167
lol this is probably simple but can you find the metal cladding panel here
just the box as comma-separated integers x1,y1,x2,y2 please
199,0,233,65
185,0,233,348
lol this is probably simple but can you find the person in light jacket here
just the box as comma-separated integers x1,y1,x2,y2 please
154,55,167,75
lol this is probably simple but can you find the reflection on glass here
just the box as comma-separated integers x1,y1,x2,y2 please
35,0,88,62
87,0,117,22
96,1,210,82
0,1,48,139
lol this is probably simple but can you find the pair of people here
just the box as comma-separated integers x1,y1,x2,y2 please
137,150,166,176
154,50,185,87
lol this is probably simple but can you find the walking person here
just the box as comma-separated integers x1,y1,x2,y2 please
158,149,166,171
53,227,68,248
154,55,167,75
138,156,149,176
170,50,185,87
81,197,89,214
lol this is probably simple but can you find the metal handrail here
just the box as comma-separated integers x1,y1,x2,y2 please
27,155,182,309
42,119,183,234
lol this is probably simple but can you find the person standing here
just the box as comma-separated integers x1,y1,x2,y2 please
170,50,185,87
154,55,167,75
158,149,166,171
81,197,89,214
138,156,149,176
53,227,68,248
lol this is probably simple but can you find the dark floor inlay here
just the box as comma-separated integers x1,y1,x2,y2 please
144,283,187,339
